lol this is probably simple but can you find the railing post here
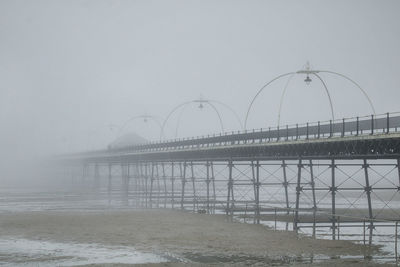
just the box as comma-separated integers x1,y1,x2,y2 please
277,126,280,141
306,123,309,139
371,114,374,135
356,116,359,136
268,127,271,142
286,125,289,141
342,118,345,137
387,112,390,134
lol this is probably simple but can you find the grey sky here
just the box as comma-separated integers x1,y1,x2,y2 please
0,0,399,165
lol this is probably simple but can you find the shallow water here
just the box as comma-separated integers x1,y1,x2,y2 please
257,219,398,264
0,238,169,266
0,189,173,266
0,188,398,265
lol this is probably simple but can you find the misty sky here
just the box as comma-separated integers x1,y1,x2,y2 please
1,0,399,167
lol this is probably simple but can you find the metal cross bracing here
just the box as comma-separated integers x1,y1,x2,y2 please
68,158,400,229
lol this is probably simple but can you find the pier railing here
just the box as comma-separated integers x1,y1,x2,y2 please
108,112,400,153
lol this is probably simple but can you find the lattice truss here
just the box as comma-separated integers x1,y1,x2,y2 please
75,157,400,222
295,159,400,221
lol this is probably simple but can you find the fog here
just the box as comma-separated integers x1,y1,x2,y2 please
1,0,399,186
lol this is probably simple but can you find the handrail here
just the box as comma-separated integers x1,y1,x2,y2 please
104,112,400,154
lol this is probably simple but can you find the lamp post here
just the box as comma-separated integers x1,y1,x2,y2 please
244,62,376,129
161,97,243,139
117,114,163,140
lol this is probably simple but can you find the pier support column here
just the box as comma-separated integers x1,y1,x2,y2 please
139,163,145,207
330,159,337,240
108,164,112,204
121,164,129,206
94,163,100,193
294,159,303,232
133,163,138,207
282,160,290,215
171,162,175,209
253,160,260,224
191,162,196,212
397,159,400,187
206,161,210,214
226,160,233,216
156,164,160,208
81,164,87,191
144,163,149,208
363,159,374,245
181,162,187,210
309,160,317,238
162,163,167,208
149,163,155,208
211,162,216,214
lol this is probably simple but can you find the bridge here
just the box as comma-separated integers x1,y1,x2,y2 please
58,112,400,249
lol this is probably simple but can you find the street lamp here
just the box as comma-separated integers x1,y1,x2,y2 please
244,62,376,128
304,75,312,85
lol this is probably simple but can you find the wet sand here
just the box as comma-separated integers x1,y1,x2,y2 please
0,209,388,266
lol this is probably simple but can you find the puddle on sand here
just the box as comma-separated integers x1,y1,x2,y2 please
0,238,170,266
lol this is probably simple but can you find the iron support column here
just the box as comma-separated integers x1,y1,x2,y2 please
331,159,337,240
149,163,154,208
171,162,175,209
162,163,167,208
256,160,260,224
363,159,374,245
108,163,112,204
309,160,317,238
211,162,216,213
227,160,233,215
295,159,302,231
282,160,290,215
181,162,187,210
94,163,100,193
206,161,210,214
191,162,196,212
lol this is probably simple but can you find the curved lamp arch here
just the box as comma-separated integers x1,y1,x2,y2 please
244,72,295,129
318,70,376,115
245,65,376,129
174,102,192,137
172,101,225,138
117,114,163,139
205,101,224,133
161,98,242,139
276,72,335,126
209,99,244,130
161,101,193,139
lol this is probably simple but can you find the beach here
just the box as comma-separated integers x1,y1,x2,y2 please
0,208,388,266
